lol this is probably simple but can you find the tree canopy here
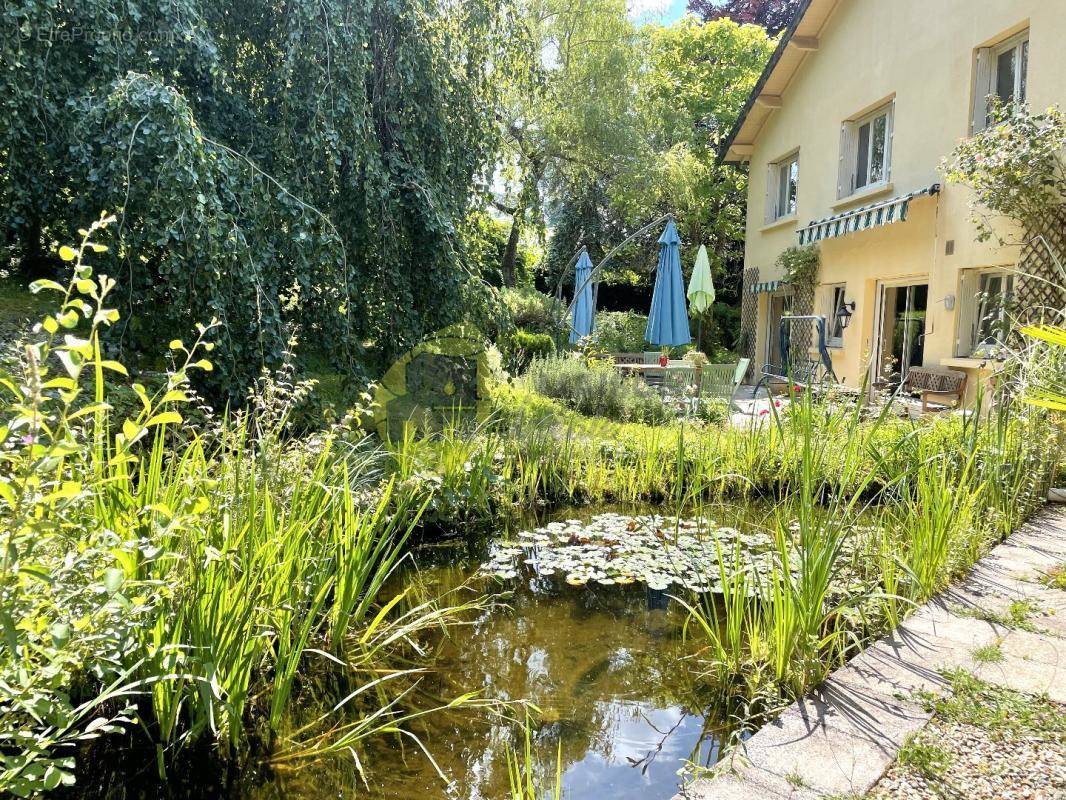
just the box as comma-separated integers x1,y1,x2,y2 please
2,0,777,394
2,0,511,394
687,0,801,35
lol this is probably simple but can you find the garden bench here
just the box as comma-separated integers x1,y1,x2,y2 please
902,367,967,412
611,352,645,365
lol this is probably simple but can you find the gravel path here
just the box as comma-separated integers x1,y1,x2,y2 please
869,709,1066,800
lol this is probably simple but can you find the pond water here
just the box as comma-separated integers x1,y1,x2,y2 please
72,503,777,800
257,502,774,800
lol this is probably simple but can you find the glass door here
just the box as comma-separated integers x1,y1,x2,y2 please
875,282,928,386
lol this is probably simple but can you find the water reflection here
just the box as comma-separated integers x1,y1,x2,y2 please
338,534,728,800
84,504,767,800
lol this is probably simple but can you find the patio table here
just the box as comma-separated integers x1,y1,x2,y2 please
614,363,693,375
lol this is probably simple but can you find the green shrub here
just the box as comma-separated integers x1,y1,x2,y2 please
589,310,648,353
500,287,558,333
525,354,671,424
506,328,556,372
695,399,729,426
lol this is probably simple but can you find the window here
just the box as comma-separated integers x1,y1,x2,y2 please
838,103,894,199
825,284,847,347
955,269,1016,356
765,153,799,223
973,30,1029,133
974,271,1015,350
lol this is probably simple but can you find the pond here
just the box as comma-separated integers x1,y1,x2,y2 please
70,502,777,800
256,502,775,800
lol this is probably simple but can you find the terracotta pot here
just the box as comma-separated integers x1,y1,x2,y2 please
658,354,669,367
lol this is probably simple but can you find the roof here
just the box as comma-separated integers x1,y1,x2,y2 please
719,0,843,164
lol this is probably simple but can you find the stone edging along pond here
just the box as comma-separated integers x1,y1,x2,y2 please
673,503,1066,800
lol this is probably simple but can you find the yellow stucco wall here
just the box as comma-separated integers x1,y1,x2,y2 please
742,0,1064,395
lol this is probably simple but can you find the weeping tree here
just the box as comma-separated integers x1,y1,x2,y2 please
1,0,511,396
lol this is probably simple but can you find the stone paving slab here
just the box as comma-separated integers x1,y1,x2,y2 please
678,767,815,800
729,703,907,796
831,641,952,701
998,627,1066,666
799,678,931,749
972,652,1066,702
672,505,1066,800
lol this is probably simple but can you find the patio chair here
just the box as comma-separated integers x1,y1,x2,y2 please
755,315,837,397
699,358,750,409
664,364,696,412
642,351,666,390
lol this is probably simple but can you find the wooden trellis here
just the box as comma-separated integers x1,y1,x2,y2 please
1016,208,1066,325
740,267,759,380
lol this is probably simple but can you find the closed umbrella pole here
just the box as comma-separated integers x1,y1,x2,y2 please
644,218,691,348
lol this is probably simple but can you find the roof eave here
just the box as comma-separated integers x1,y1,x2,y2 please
718,0,816,165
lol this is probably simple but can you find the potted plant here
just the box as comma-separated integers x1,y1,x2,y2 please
658,346,670,367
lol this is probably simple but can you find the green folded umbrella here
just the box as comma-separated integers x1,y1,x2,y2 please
687,244,715,355
687,244,715,314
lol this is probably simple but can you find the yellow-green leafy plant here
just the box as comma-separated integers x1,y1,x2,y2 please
0,213,214,795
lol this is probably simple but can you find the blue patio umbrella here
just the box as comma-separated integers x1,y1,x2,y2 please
569,248,595,344
644,218,691,347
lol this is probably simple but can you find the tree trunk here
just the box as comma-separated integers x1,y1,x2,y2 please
501,215,521,288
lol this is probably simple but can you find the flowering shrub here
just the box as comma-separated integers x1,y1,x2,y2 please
942,101,1066,242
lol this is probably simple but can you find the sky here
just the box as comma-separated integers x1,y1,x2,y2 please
627,0,690,25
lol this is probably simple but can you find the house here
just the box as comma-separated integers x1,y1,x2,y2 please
723,0,1065,402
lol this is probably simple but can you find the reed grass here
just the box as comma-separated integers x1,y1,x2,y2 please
0,233,488,795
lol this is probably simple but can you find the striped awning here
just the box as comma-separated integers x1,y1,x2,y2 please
749,279,788,295
797,184,940,246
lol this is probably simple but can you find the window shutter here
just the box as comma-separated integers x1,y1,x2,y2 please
764,163,777,224
836,124,855,199
972,48,993,133
955,270,979,356
885,102,896,181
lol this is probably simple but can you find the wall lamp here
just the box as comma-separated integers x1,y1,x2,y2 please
836,300,856,331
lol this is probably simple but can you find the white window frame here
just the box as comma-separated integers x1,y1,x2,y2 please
837,102,894,199
972,29,1029,134
764,152,799,223
824,284,847,348
955,268,1016,356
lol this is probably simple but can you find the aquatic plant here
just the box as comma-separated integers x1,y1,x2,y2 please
507,717,562,800
0,224,484,795
480,513,780,591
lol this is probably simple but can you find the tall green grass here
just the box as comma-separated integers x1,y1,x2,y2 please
675,381,1057,733
2,222,1059,796
0,225,484,795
